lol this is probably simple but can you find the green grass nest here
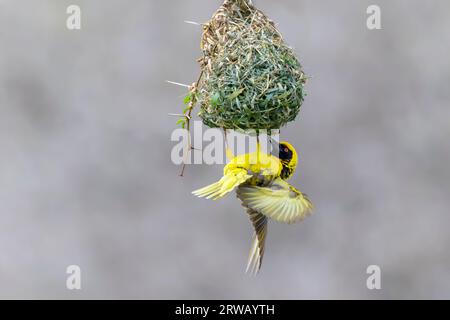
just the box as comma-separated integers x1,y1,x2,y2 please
197,0,307,131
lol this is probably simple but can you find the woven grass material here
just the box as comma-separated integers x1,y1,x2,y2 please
197,0,306,131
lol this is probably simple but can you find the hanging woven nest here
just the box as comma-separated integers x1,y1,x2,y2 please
196,0,307,131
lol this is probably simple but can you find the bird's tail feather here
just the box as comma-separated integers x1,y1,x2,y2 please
245,209,268,275
246,235,261,275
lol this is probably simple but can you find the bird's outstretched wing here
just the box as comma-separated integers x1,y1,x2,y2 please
237,178,313,224
192,168,252,200
245,208,268,275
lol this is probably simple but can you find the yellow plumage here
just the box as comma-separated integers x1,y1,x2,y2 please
192,141,313,274
192,144,281,199
237,178,313,224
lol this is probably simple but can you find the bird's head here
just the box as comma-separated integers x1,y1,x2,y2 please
277,141,298,179
278,142,296,161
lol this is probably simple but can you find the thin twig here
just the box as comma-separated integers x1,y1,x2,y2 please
166,80,191,88
168,113,191,119
184,20,203,26
179,70,204,177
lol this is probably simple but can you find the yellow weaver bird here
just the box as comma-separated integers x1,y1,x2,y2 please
192,141,313,274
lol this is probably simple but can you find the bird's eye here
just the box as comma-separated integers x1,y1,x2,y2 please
284,148,289,153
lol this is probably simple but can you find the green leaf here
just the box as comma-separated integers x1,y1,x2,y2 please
183,93,192,105
227,88,244,100
176,118,186,127
210,92,221,107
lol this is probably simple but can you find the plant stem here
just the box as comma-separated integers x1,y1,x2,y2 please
179,70,204,177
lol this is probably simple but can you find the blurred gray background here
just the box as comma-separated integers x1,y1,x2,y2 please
0,0,449,299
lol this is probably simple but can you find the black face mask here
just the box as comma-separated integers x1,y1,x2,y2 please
277,144,293,161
